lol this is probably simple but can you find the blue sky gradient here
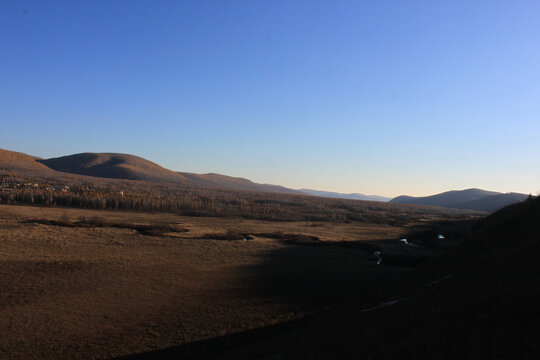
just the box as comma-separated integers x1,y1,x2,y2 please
1,1,539,196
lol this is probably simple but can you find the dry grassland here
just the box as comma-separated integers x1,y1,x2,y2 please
0,204,442,359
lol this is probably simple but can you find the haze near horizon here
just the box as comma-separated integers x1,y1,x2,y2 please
1,1,539,197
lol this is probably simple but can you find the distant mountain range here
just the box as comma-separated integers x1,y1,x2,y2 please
390,188,529,212
0,149,395,199
299,189,391,202
1,149,530,211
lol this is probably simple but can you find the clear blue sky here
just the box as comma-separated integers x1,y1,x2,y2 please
1,1,539,197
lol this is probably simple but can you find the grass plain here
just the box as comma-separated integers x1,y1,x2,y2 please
0,203,464,359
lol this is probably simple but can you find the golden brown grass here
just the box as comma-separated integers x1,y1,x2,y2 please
0,204,457,359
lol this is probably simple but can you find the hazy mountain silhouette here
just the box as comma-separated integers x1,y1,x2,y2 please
457,192,531,212
179,172,299,193
390,188,528,212
299,189,390,202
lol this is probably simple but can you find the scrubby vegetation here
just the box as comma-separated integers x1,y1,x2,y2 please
119,196,540,360
0,175,476,223
25,216,189,237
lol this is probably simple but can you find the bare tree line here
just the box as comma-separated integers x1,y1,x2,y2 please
0,175,473,223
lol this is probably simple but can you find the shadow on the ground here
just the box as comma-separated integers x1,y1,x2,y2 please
115,220,473,360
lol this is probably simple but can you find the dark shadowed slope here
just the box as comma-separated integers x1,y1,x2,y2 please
299,189,391,202
121,196,539,360
390,188,528,212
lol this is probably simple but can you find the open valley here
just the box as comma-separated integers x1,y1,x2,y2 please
0,204,447,359
2,3,538,357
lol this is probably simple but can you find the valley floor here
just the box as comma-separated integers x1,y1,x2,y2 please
0,204,454,359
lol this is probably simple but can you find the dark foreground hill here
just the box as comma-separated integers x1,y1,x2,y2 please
121,196,540,359
1,149,299,194
391,188,528,212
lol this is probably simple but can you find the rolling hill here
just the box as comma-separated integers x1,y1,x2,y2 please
390,188,528,212
1,149,300,194
2,148,529,206
38,152,185,183
299,189,391,202
0,148,57,176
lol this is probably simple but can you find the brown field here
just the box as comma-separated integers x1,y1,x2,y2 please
0,204,469,359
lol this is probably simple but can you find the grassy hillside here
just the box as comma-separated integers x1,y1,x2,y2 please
1,148,301,194
38,152,190,183
0,148,57,176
